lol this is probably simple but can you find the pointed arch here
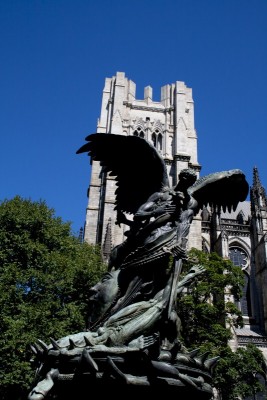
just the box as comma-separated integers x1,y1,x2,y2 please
151,120,164,151
237,210,245,225
133,126,145,137
133,118,145,138
228,244,252,317
228,238,251,266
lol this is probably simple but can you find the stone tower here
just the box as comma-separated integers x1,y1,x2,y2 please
83,72,202,257
250,167,267,335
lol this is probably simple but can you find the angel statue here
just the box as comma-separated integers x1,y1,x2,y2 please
27,133,249,400
76,134,249,330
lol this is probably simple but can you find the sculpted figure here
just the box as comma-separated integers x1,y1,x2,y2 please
28,265,206,400
86,269,120,330
79,135,248,338
60,264,206,349
28,133,249,399
79,133,248,372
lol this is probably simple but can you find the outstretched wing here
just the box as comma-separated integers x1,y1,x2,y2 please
77,133,169,214
188,169,249,214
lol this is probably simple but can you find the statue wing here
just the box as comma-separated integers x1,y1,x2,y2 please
188,169,249,214
76,133,169,214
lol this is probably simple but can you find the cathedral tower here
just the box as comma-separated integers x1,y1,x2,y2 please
83,72,201,256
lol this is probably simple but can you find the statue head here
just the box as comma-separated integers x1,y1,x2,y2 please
176,168,197,189
87,269,120,329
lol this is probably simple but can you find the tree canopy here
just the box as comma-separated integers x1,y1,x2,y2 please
0,196,107,400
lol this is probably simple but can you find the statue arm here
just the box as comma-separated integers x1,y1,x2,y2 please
176,265,205,294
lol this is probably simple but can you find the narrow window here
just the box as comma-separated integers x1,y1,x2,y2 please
229,247,251,317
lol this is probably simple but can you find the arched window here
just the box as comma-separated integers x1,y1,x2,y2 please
229,247,247,267
229,247,251,317
133,127,144,137
151,129,163,151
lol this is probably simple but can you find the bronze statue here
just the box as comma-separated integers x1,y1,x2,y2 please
27,133,249,399
28,265,206,399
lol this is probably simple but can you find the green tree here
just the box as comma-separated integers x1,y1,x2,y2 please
178,248,266,399
0,196,107,400
214,344,266,399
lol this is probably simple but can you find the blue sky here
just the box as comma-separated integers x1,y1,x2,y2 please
1,0,267,236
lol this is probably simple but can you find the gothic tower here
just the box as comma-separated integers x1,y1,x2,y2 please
83,72,202,257
251,167,267,334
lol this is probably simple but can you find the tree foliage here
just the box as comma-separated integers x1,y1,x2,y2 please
178,248,266,399
179,249,244,350
0,196,107,400
214,344,266,399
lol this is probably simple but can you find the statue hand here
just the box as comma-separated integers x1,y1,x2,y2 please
189,264,206,276
128,333,159,350
174,191,185,200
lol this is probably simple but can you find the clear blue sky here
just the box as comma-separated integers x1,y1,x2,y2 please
1,0,267,236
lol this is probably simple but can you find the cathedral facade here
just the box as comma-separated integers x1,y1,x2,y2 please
82,72,267,357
